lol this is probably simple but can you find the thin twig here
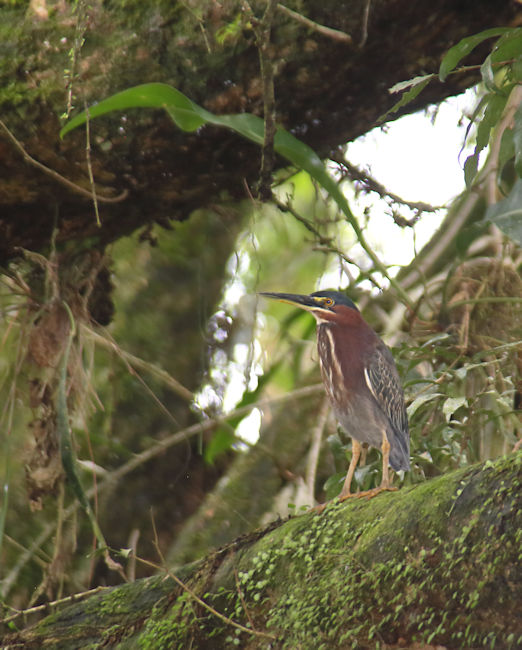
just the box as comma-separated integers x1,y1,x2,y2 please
359,0,371,48
81,324,194,402
0,119,128,203
305,397,330,503
333,156,442,214
84,100,101,226
277,3,352,44
0,586,109,627
243,0,278,201
273,196,333,245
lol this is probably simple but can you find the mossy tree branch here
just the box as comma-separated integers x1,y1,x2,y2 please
4,452,521,649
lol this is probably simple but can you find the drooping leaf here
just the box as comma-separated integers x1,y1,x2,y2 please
439,27,511,82
455,221,490,256
60,83,346,229
61,82,412,305
484,178,522,245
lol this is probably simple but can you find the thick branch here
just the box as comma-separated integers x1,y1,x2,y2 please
4,452,521,649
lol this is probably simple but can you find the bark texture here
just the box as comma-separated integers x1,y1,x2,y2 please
4,451,521,649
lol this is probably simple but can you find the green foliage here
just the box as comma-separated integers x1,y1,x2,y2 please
438,27,512,81
386,25,522,246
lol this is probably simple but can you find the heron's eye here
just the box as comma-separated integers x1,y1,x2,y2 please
323,298,334,307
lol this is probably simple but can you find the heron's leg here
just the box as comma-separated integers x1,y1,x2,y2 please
380,434,391,488
360,443,368,467
339,439,361,500
352,432,397,500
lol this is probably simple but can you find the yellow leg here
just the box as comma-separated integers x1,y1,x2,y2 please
339,439,361,500
380,435,391,488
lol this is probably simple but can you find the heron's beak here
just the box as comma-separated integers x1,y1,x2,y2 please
259,292,318,313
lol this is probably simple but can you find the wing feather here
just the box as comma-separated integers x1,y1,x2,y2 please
364,342,409,441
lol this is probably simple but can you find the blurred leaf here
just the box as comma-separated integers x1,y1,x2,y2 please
326,433,347,466
498,127,515,178
380,75,433,122
512,55,522,82
485,178,522,245
323,471,344,500
480,54,498,92
455,221,490,256
442,396,468,422
464,93,507,187
490,28,522,63
439,27,511,81
513,102,522,177
204,428,235,464
478,94,507,150
407,392,443,419
464,153,480,188
215,13,242,45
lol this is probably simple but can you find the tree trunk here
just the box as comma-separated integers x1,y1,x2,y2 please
4,451,521,649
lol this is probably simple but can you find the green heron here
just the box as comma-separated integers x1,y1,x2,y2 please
261,290,409,499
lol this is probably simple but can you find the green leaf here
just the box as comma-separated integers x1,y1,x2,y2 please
443,396,467,422
497,127,515,177
407,393,443,419
455,221,490,256
379,75,433,122
439,27,511,82
60,84,208,136
490,28,522,64
463,153,479,188
513,102,522,177
476,94,507,151
512,55,522,82
60,83,343,224
204,428,235,464
484,178,522,245
480,54,498,93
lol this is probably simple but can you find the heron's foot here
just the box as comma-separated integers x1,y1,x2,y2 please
358,485,398,500
309,502,328,514
338,491,358,503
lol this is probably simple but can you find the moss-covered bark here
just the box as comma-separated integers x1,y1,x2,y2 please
1,1,520,261
4,451,521,649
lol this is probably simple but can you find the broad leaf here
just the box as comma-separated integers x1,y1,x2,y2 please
490,28,522,64
439,27,511,82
